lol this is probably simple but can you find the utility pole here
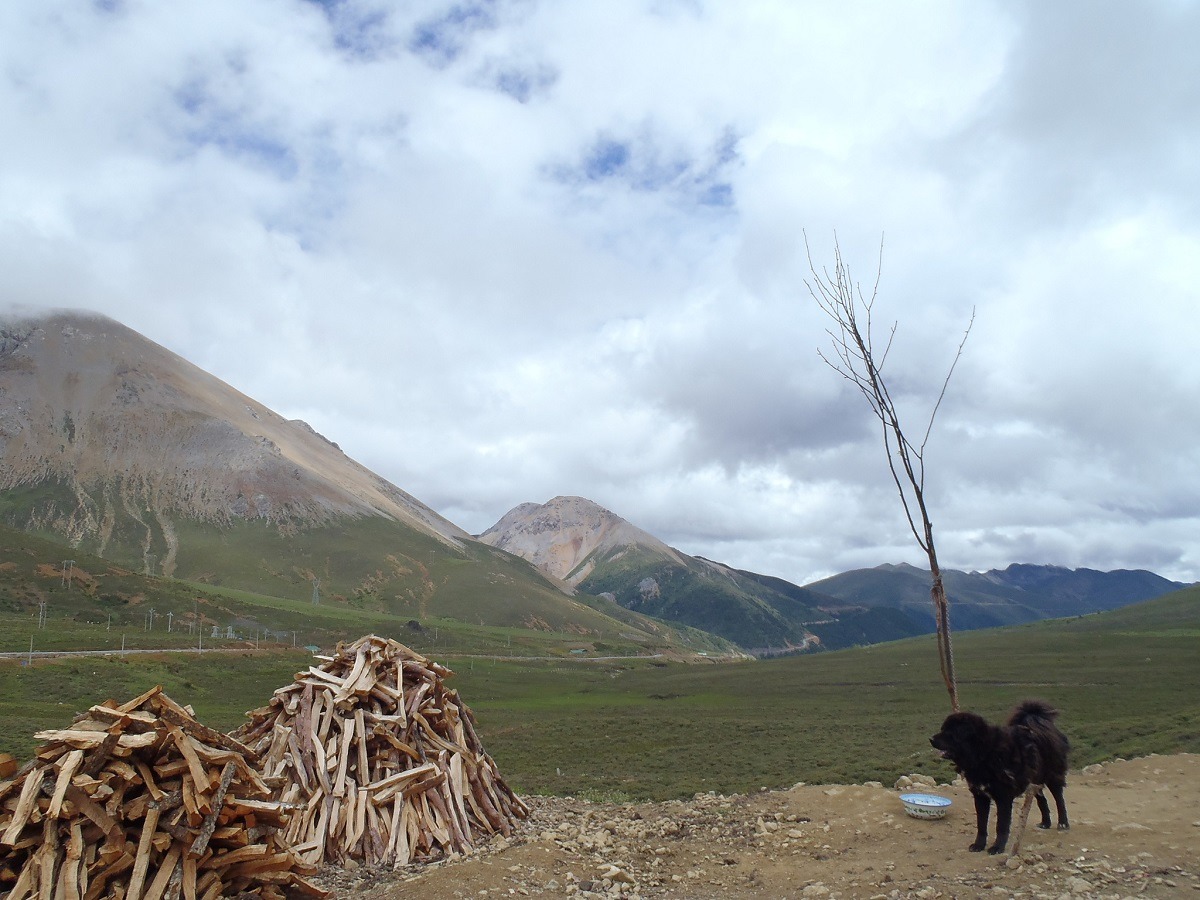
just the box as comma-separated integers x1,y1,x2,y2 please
61,560,75,588
311,577,320,605
166,611,174,632
37,600,47,629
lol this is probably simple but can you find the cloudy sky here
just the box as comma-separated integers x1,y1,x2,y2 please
3,0,1199,586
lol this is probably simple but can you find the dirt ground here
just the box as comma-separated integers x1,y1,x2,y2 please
319,754,1199,899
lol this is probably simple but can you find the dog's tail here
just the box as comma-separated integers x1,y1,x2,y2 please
1008,699,1059,728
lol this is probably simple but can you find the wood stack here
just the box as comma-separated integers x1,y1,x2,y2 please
234,634,528,868
0,686,326,900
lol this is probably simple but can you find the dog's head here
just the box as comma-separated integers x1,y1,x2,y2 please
930,711,989,766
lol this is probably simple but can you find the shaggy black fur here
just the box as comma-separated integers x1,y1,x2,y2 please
930,700,1070,854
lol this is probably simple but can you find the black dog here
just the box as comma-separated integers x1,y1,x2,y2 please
930,700,1070,854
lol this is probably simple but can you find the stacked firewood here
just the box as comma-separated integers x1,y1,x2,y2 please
234,634,528,868
0,686,326,900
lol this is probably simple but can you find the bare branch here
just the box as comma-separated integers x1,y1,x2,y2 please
804,230,969,711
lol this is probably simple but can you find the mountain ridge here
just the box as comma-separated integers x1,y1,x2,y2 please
480,499,1191,651
0,309,738,655
806,561,1190,630
477,496,915,651
0,311,467,561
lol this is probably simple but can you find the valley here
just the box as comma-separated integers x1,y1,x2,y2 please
2,309,1198,899
2,585,1198,896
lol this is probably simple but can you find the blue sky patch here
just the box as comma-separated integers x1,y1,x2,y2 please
552,126,742,214
171,78,298,180
492,62,558,103
585,140,631,180
303,0,395,61
411,2,497,67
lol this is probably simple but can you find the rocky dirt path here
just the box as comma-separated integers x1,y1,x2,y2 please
319,754,1199,899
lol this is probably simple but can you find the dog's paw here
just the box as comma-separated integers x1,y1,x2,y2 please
1036,822,1051,830
987,844,1006,855
1057,823,1070,831
968,842,986,852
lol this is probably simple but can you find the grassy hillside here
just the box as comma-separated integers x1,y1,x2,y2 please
808,562,1188,632
2,586,1194,800
0,522,735,658
450,587,1198,799
3,479,581,623
578,546,828,650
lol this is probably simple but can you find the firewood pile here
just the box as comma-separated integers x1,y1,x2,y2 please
234,634,528,868
0,686,326,900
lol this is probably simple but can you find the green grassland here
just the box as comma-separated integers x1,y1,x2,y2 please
2,587,1195,802
0,521,733,658
2,478,599,628
0,490,737,660
577,546,821,649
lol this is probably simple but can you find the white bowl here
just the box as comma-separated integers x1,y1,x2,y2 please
900,792,952,819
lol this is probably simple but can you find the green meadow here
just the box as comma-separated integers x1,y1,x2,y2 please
2,587,1196,800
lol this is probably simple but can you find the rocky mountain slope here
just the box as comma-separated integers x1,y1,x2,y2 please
480,496,686,586
0,311,722,649
478,496,920,652
0,311,465,565
479,498,1190,653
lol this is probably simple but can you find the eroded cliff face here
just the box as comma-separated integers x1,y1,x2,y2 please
0,311,468,568
476,495,683,585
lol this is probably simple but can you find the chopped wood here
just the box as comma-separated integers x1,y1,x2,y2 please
0,688,326,900
235,634,527,868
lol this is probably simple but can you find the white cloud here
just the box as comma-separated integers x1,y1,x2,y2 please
2,0,1199,586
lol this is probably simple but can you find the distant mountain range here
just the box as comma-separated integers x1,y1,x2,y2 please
478,495,860,651
2,310,1189,657
806,562,1189,631
479,498,1191,651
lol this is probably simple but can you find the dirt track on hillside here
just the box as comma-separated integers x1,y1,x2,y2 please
316,754,1199,899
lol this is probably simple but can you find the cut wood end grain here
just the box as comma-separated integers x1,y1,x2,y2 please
0,686,327,900
235,634,528,869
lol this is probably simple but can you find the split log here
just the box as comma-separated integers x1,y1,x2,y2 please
235,634,527,868
0,687,326,900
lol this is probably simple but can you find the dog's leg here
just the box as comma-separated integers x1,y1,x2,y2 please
1007,785,1041,855
969,789,991,852
1048,781,1070,830
1034,790,1052,829
988,791,1016,855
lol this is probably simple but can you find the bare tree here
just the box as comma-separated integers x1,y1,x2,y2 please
805,232,973,712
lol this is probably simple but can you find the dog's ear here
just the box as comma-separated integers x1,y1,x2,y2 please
944,712,987,749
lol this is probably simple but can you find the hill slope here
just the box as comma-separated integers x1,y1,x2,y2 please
0,311,726,652
806,561,1189,631
477,496,912,651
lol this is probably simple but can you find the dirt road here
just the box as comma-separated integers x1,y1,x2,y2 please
319,754,1199,899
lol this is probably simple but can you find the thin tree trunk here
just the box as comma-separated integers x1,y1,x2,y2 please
929,569,959,712
806,232,970,713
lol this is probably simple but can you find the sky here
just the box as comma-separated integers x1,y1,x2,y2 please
3,0,1199,586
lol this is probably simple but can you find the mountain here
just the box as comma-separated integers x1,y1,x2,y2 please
805,562,1190,631
478,496,921,651
0,310,728,653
